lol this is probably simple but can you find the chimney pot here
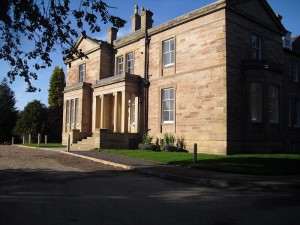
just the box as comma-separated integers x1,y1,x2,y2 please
107,27,118,44
134,5,138,14
131,5,141,32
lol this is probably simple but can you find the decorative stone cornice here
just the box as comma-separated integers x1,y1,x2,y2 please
93,74,141,88
242,60,283,74
64,82,92,93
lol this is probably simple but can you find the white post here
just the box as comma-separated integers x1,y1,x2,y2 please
23,136,25,144
29,134,31,144
38,134,41,147
12,137,14,145
45,135,47,144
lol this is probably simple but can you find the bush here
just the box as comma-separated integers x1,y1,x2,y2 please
142,133,153,145
176,136,186,151
163,132,175,146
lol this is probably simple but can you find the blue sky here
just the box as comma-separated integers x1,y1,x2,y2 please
0,0,299,110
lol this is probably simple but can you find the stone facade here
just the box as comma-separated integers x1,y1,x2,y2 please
62,0,300,154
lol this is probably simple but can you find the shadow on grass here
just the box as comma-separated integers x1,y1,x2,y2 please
168,157,300,175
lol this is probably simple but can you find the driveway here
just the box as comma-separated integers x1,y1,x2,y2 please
1,145,299,225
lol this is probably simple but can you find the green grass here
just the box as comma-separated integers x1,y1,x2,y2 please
22,143,66,148
95,150,300,175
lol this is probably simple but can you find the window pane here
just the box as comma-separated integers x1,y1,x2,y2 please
79,64,85,82
170,39,174,51
126,53,133,74
75,98,79,125
162,88,174,123
252,34,262,60
130,95,135,125
163,38,174,67
291,99,300,127
251,83,262,122
66,100,70,126
70,99,74,125
169,100,174,110
269,85,279,123
117,56,123,75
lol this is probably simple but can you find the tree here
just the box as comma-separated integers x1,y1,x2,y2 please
48,66,65,108
0,0,126,92
48,66,65,142
14,100,48,139
0,78,18,143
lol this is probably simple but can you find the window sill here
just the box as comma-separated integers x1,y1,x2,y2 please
162,122,174,125
163,64,174,68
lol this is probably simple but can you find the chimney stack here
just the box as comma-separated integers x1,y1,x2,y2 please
107,27,118,44
131,5,141,32
140,7,153,31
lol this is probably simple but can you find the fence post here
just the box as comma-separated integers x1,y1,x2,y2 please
193,143,197,163
38,134,41,147
45,135,47,144
28,134,31,144
67,135,70,152
12,137,14,145
23,136,25,144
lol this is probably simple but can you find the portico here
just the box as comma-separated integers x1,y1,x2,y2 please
92,74,143,134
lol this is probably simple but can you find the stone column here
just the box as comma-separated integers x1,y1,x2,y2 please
95,96,101,129
100,95,105,129
121,91,129,133
113,92,118,132
134,95,139,133
92,95,97,131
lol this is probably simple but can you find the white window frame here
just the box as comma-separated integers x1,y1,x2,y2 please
252,33,262,60
75,98,79,126
70,99,74,126
117,56,124,75
250,82,262,122
163,38,175,67
126,52,134,74
79,64,86,83
269,85,279,123
130,94,135,126
162,88,174,124
66,100,70,126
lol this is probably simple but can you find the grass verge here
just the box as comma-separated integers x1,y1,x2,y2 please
22,143,66,148
95,149,300,175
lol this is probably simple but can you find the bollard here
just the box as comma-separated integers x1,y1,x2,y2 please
193,143,197,163
67,135,70,152
23,136,25,144
38,134,41,147
45,135,47,144
12,137,14,145
28,134,31,144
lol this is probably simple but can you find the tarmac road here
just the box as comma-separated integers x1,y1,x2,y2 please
1,145,300,225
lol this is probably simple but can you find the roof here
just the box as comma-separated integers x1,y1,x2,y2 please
292,35,300,55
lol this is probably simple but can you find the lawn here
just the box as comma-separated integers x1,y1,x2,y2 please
22,143,66,148
96,149,300,175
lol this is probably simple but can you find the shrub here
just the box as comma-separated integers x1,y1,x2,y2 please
176,136,186,150
163,132,175,146
142,133,153,145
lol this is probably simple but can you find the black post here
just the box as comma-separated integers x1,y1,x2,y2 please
193,143,197,163
67,135,70,152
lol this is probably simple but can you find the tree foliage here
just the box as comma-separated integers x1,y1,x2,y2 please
0,78,18,143
0,0,126,92
48,66,65,142
14,100,48,137
48,66,65,108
